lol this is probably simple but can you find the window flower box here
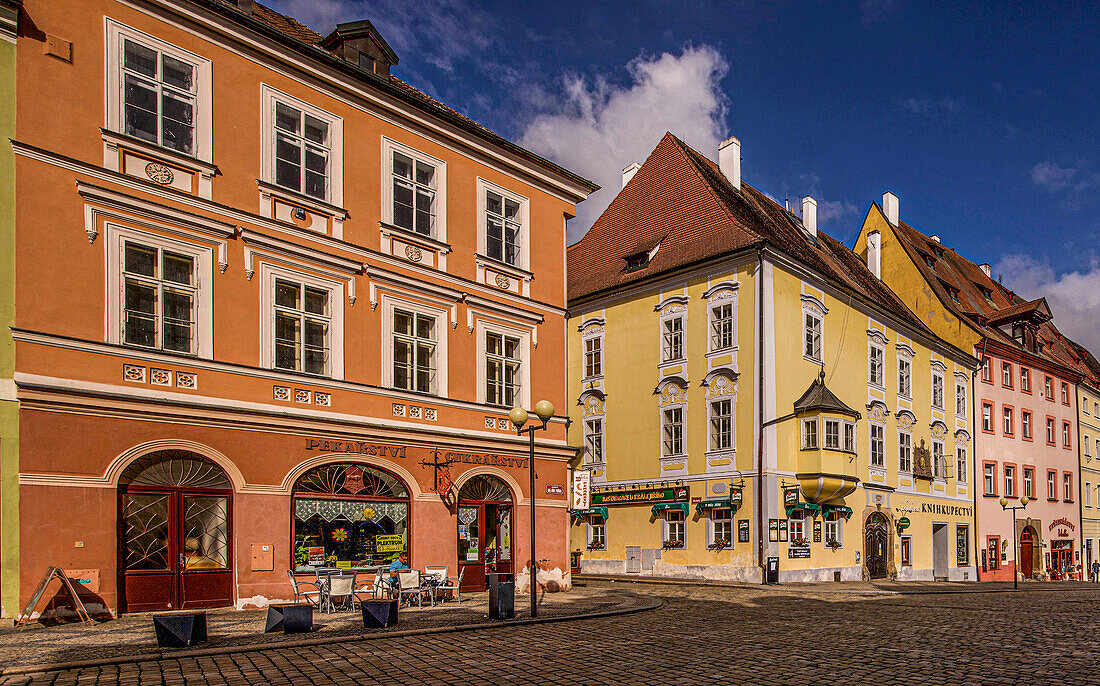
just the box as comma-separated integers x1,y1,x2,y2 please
825,538,842,550
662,540,685,550
790,536,809,547
708,537,731,550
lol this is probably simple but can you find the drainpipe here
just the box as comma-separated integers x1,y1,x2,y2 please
971,338,987,580
756,247,766,582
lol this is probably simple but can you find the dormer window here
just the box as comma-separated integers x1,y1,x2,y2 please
923,254,937,270
624,252,649,272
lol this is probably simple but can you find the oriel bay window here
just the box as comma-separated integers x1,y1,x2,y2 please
801,418,818,449
122,241,196,353
274,279,330,375
485,331,521,407
292,463,410,569
392,309,436,393
273,101,330,201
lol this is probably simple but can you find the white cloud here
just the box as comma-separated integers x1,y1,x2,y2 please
996,254,1100,355
519,45,730,243
817,199,858,224
1031,161,1078,192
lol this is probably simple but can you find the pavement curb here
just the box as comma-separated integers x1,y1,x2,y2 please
1,593,664,677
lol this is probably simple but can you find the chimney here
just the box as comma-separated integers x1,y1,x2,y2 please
930,234,941,243
882,191,899,226
867,230,882,279
979,263,991,277
718,136,741,191
234,0,253,12
621,162,640,188
802,196,817,237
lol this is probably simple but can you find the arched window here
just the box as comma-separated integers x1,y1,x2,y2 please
458,475,512,502
292,463,410,569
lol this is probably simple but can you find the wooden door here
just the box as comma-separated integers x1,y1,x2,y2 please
865,523,888,579
121,490,232,612
1020,529,1034,579
457,505,484,591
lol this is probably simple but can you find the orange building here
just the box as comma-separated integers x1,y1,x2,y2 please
4,0,594,617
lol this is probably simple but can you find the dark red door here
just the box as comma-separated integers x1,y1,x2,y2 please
1019,528,1034,579
121,489,232,612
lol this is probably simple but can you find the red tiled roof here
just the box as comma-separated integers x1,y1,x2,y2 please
567,133,933,340
887,214,1086,380
252,3,323,44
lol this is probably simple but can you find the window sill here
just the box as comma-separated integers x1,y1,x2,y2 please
803,355,823,365
272,366,332,381
379,221,452,255
257,180,348,219
475,253,533,280
983,492,1000,498
101,128,218,176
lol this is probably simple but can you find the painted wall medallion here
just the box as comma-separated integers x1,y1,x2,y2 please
144,162,174,185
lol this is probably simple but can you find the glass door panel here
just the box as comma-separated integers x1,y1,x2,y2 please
182,495,229,569
123,493,170,571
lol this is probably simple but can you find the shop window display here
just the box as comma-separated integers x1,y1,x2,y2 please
292,463,410,569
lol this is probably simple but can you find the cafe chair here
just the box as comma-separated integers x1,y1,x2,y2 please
437,566,465,604
396,570,424,608
286,570,322,608
353,572,380,604
423,565,448,605
326,575,356,613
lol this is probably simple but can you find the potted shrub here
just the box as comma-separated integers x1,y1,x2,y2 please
662,539,685,550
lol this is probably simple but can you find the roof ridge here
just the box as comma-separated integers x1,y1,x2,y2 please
672,136,770,243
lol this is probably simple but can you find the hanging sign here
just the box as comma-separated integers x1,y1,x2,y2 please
592,485,688,506
897,516,911,531
572,471,592,510
783,487,799,506
813,520,822,543
730,487,743,506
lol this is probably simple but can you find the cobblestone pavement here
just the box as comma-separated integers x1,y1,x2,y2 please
5,581,1100,685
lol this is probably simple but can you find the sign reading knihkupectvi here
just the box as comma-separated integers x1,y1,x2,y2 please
592,485,689,506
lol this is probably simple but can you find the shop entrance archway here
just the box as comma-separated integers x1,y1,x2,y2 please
1019,526,1035,579
457,475,514,591
118,451,233,613
865,512,889,580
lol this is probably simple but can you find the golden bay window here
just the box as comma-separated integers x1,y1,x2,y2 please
274,101,330,201
801,418,818,449
710,399,732,450
898,431,912,472
391,151,436,236
585,418,604,463
825,419,840,449
663,316,684,361
274,279,330,375
663,407,684,456
710,303,733,350
485,331,521,407
122,40,197,155
392,309,436,393
122,241,196,353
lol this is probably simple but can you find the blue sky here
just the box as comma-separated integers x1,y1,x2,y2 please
270,0,1100,348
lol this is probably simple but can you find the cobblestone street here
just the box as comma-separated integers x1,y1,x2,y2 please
4,580,1100,685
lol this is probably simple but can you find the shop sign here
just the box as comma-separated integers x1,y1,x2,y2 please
1048,517,1075,532
432,449,529,469
307,547,325,566
572,471,591,510
305,438,406,458
813,520,822,543
769,519,779,542
546,484,564,495
789,546,811,559
919,503,973,516
897,516,911,531
738,519,750,543
783,487,799,506
730,487,743,506
375,534,404,553
691,497,702,504
779,519,789,542
592,485,688,506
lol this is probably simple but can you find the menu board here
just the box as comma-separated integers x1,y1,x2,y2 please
738,519,750,543
308,547,325,566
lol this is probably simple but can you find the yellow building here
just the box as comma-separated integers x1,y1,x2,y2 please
567,134,977,582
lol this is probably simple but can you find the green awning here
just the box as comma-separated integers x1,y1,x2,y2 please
785,502,822,518
651,502,688,518
822,504,853,520
569,507,609,525
694,499,740,516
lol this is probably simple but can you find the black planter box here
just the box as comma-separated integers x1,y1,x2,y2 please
487,573,514,620
153,611,207,648
361,599,398,628
265,604,314,634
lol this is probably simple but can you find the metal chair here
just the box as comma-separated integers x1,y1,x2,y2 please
423,565,448,606
326,575,356,613
437,566,465,603
286,570,322,607
352,572,380,604
396,570,423,608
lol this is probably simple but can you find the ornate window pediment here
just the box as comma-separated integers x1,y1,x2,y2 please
654,294,689,314
703,371,738,399
896,410,917,431
866,400,891,423
867,329,890,346
655,377,688,407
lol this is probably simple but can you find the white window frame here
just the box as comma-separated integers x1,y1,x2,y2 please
105,19,213,162
663,406,685,457
824,418,841,449
898,430,912,473
707,507,733,548
259,262,345,379
1024,468,1034,499
1020,367,1031,392
477,320,530,409
1064,473,1073,501
956,446,968,483
380,294,449,396
824,514,843,547
662,508,685,548
1003,407,1014,435
789,517,807,545
709,300,735,352
1086,434,1092,458
662,315,685,362
709,398,733,451
955,378,967,418
584,417,604,464
476,177,529,271
105,224,214,358
583,333,603,379
260,85,343,206
984,464,995,495
802,418,819,449
898,357,912,398
380,137,446,241
1004,464,1015,496
933,439,944,479
932,370,944,410
803,311,823,362
844,421,856,452
869,344,885,388
587,514,606,550
870,423,885,467
1048,471,1057,500
1086,481,1092,508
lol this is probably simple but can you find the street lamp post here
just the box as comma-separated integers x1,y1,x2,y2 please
999,495,1030,590
509,400,555,619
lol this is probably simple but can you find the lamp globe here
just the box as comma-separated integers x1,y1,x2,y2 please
1020,495,1029,506
509,406,529,429
534,400,556,421
999,497,1008,508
